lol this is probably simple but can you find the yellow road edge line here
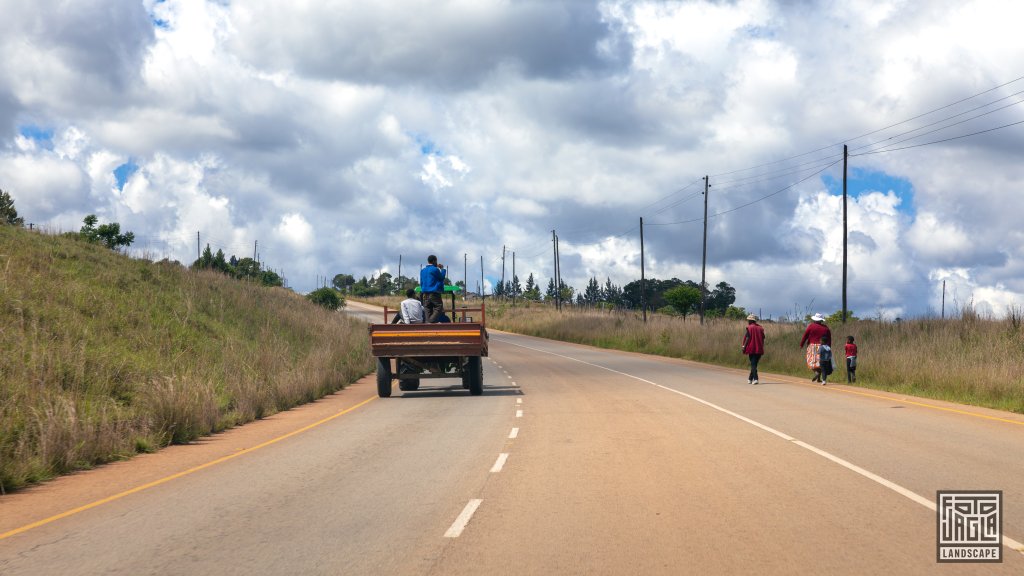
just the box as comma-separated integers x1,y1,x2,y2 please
0,395,378,541
373,331,480,337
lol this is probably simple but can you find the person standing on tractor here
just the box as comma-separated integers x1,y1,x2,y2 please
420,254,447,323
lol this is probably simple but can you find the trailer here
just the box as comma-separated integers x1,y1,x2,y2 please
368,288,488,397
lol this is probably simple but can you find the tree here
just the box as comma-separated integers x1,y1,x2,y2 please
584,277,601,304
0,189,24,226
723,306,749,320
332,273,355,292
602,277,623,307
707,282,736,314
558,280,574,303
523,273,541,301
545,278,556,301
826,309,858,324
79,214,135,250
376,272,394,295
663,285,702,320
307,287,344,310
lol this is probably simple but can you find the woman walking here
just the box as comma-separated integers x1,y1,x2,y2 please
799,313,832,382
742,314,765,384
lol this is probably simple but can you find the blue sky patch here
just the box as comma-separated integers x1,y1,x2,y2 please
18,125,54,148
411,132,441,156
150,0,170,29
822,168,915,215
113,161,138,191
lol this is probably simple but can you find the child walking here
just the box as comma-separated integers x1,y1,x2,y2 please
818,336,834,385
845,335,858,383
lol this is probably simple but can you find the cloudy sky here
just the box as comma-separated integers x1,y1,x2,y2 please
2,0,1023,319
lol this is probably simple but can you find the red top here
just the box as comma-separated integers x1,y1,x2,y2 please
742,323,765,355
799,322,831,347
845,343,858,357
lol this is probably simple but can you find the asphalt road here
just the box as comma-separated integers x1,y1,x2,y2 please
1,302,1022,574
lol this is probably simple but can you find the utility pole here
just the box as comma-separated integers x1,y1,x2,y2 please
842,144,848,324
700,175,709,326
253,240,258,263
480,255,485,300
942,280,946,319
501,245,506,299
552,230,559,311
556,233,562,311
512,251,516,307
640,217,647,323
464,253,468,301
398,254,402,291
197,231,200,261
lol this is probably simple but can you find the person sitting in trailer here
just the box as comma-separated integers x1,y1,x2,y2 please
391,288,425,324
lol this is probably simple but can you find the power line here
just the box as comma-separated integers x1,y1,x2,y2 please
647,158,843,226
708,74,1024,179
852,118,1024,157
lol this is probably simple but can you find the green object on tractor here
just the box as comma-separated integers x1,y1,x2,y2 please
413,285,462,293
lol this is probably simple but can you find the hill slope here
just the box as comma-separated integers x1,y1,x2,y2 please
0,226,372,492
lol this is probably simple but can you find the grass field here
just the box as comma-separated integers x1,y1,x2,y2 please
356,295,1024,415
0,226,374,492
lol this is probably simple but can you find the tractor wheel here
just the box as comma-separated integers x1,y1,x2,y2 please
465,356,483,396
376,358,392,398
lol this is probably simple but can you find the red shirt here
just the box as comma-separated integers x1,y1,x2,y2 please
742,323,765,355
799,322,831,347
845,343,858,358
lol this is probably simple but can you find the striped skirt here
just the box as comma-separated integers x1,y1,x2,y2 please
805,343,821,369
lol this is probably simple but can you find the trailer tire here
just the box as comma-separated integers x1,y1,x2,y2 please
376,358,392,398
465,356,483,396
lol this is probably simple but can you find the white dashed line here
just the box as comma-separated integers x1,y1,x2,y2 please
516,409,523,418
490,453,509,473
516,398,522,404
509,427,519,439
444,499,483,538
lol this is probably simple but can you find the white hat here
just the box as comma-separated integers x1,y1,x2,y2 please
746,314,758,321
811,313,825,322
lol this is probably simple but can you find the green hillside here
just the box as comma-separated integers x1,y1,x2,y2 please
0,226,373,492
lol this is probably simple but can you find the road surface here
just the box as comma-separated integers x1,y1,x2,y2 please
1,301,1021,574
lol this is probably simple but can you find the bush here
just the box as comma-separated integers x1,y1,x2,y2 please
307,287,344,310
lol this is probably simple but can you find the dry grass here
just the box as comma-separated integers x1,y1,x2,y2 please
0,226,374,492
389,298,1024,415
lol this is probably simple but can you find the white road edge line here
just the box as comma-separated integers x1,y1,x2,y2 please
494,336,1024,555
491,453,509,473
509,427,519,439
445,499,483,538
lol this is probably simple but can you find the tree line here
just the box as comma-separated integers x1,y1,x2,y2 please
192,244,283,287
331,266,747,319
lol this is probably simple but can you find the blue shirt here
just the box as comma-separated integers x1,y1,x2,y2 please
419,264,447,293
